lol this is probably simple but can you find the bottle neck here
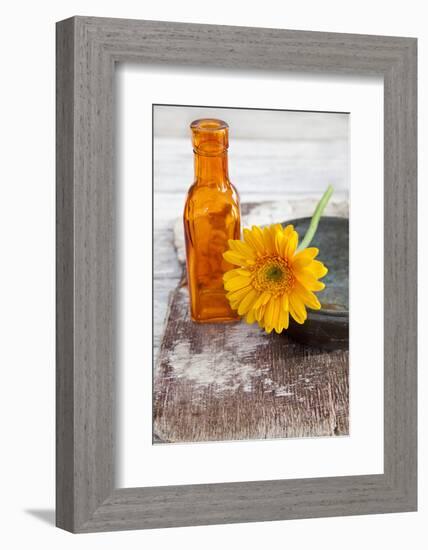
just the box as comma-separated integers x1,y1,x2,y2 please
193,150,229,187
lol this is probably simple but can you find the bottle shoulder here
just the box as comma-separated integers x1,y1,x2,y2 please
184,181,240,220
230,182,240,202
185,180,239,200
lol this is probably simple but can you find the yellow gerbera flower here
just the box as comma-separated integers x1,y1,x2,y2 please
223,224,328,334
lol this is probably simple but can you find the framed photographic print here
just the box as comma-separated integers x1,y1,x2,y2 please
56,16,417,532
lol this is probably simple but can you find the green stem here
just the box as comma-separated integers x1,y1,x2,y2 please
297,185,334,252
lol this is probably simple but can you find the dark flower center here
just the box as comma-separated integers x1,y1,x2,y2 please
252,256,294,295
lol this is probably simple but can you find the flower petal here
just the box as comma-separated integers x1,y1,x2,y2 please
245,308,256,324
276,306,289,333
281,292,289,312
282,224,294,238
274,230,287,257
289,294,307,324
236,268,252,277
251,225,265,246
226,285,252,302
223,250,247,266
262,227,275,254
253,290,271,309
307,259,328,279
243,228,265,255
269,223,283,240
282,308,290,330
255,304,265,322
271,298,281,332
292,247,319,270
294,282,321,310
284,229,299,258
264,297,276,328
223,268,242,282
224,276,251,292
228,239,256,261
294,270,326,291
237,289,258,316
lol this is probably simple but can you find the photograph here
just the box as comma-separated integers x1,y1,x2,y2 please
152,104,350,444
1,1,420,542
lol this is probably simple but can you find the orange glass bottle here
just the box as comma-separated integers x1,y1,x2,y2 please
183,119,241,323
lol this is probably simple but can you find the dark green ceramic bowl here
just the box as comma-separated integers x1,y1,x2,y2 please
284,216,349,350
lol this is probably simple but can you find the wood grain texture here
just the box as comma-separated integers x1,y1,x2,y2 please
56,16,417,532
56,17,75,532
154,197,349,361
153,200,349,443
154,137,349,195
154,285,349,443
56,16,116,532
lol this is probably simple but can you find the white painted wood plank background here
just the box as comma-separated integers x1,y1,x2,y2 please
154,105,348,140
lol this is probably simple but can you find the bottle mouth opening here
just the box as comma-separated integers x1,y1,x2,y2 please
191,118,229,154
190,118,229,132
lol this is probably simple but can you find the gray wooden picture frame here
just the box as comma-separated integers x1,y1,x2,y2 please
56,16,417,533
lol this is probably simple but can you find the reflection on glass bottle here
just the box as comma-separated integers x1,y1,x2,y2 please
183,119,241,323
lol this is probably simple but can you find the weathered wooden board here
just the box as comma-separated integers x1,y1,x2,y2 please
154,197,348,360
153,285,349,443
154,199,349,443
